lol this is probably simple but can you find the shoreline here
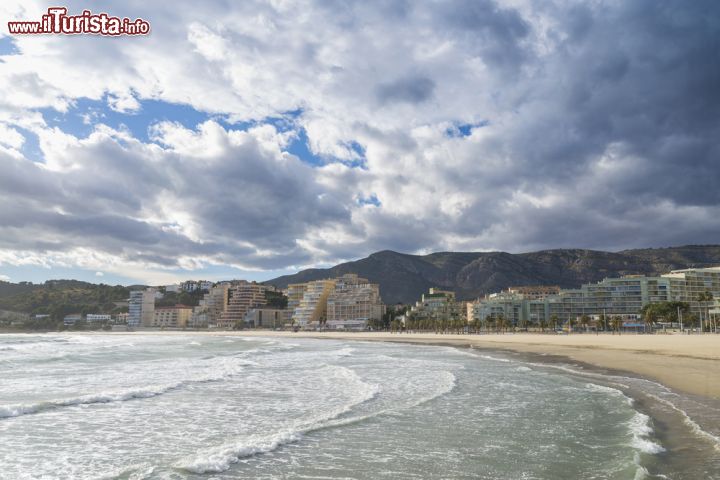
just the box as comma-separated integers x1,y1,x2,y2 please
225,331,720,400
7,329,717,400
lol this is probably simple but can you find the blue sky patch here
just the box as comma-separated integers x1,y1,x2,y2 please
357,193,381,207
445,120,489,138
0,37,19,56
39,97,214,142
14,126,43,163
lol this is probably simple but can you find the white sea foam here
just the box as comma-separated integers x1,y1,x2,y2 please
629,412,665,454
515,366,532,372
585,383,634,406
477,354,511,363
176,365,380,473
330,347,355,357
0,357,250,419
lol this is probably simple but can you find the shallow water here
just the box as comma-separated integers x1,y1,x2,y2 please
0,333,716,479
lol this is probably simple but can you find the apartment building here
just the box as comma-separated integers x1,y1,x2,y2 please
128,289,156,327
152,305,193,328
408,288,463,323
217,282,274,329
468,267,720,327
292,279,336,328
244,308,291,329
326,274,384,330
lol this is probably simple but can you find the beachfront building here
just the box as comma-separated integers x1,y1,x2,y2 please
326,274,384,330
506,285,560,299
86,314,112,323
217,282,274,329
244,308,291,329
128,289,156,328
63,313,82,326
292,279,336,329
152,305,193,328
468,267,720,328
190,283,230,328
663,267,720,317
287,283,308,314
408,288,463,324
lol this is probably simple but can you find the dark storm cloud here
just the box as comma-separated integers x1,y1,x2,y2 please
375,75,436,105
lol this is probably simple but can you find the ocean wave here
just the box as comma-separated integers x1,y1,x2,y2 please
176,365,381,474
477,354,511,363
645,392,720,452
628,412,665,454
0,358,250,420
585,383,634,406
329,347,355,357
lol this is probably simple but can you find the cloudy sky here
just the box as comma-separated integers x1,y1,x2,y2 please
0,1,718,285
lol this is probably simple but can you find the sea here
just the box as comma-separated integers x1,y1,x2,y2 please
0,333,718,480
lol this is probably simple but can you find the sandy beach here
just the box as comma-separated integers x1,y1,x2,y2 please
216,331,720,400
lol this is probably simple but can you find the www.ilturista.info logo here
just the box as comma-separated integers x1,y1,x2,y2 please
8,7,150,36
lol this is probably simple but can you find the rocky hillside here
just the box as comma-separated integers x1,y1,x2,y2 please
267,245,720,304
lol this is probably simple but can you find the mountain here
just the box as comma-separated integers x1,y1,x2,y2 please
267,245,720,304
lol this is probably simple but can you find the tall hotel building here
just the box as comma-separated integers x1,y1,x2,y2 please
326,274,384,330
217,282,273,329
128,289,156,327
292,279,336,328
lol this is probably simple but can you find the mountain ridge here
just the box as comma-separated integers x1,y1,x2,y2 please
266,245,720,304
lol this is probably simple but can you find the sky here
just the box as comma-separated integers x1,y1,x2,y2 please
0,1,718,286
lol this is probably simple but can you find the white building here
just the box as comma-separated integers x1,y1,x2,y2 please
86,314,112,323
128,289,156,327
326,274,383,330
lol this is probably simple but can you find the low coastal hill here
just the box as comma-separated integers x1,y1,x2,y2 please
267,245,720,304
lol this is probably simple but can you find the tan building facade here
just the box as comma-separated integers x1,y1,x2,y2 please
217,282,273,329
152,305,193,328
326,274,383,330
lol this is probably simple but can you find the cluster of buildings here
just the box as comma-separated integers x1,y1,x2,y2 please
406,288,464,324
125,273,385,331
465,267,720,328
289,274,385,330
127,281,283,329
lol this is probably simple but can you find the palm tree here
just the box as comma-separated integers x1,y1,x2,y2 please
550,314,559,332
643,306,658,333
697,291,714,333
566,316,576,333
579,314,591,333
611,316,623,334
496,313,506,333
598,313,608,332
538,317,548,333
518,317,528,332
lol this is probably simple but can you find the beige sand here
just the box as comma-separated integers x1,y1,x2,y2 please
222,331,720,399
